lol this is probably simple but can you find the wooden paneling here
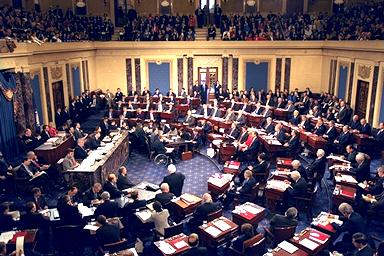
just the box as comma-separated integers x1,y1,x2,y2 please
287,0,304,14
134,0,157,15
173,0,195,15
260,0,282,13
222,0,244,14
88,0,112,16
308,0,332,13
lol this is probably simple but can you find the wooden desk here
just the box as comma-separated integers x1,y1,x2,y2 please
311,212,342,235
276,158,293,169
307,135,327,152
271,242,309,256
273,109,289,121
35,135,75,164
223,161,241,175
67,131,129,188
259,136,285,155
353,133,375,147
265,179,289,212
289,228,331,255
219,144,236,163
5,229,38,252
246,114,263,127
160,112,176,122
232,202,266,227
334,173,357,189
207,173,233,197
198,216,238,248
171,193,202,219
154,234,190,256
332,185,356,210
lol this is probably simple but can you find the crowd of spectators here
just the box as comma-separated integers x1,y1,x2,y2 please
218,1,383,41
0,6,114,44
119,14,196,41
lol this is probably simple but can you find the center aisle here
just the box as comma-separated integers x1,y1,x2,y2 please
125,151,220,196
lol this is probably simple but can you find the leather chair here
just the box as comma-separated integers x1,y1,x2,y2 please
228,233,266,256
102,240,132,254
163,222,184,239
263,226,296,246
293,186,318,220
207,208,223,222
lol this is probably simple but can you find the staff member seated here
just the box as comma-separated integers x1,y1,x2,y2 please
95,215,121,246
229,223,256,252
189,193,220,231
150,201,170,237
103,173,128,199
285,171,308,207
94,192,119,218
224,170,256,209
74,138,90,160
269,207,298,231
154,183,175,208
82,183,102,207
116,166,135,191
239,153,268,184
183,233,208,256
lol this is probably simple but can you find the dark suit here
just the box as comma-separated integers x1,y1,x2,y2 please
351,246,373,256
183,115,196,127
227,128,240,140
313,124,326,136
182,247,208,256
359,124,371,135
238,177,256,203
337,132,353,148
287,178,308,197
324,127,338,143
57,203,84,226
232,233,254,252
103,182,125,199
82,188,101,206
116,173,135,190
307,157,327,183
237,132,249,144
123,199,147,214
0,214,16,232
352,161,371,182
209,108,222,118
235,114,246,126
264,123,275,134
289,116,300,126
287,136,300,154
154,192,175,207
161,172,185,197
40,131,50,142
86,137,100,150
193,203,219,223
269,214,298,231
94,200,119,218
20,212,49,229
275,129,286,144
74,146,88,160
96,224,121,245
337,107,349,124
349,120,361,131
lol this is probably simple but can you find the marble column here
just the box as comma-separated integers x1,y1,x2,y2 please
275,58,282,91
222,56,228,91
232,57,239,89
135,58,141,93
126,58,133,93
284,58,291,91
177,58,183,94
369,66,379,123
187,57,193,94
347,62,354,103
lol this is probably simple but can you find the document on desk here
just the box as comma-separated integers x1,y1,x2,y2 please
0,231,15,243
205,226,221,237
158,241,176,254
83,225,99,231
278,241,298,254
135,210,152,222
214,220,231,231
243,204,260,215
78,204,95,217
174,240,188,249
299,238,319,250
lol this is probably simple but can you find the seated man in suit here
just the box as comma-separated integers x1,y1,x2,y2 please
85,132,101,150
359,119,372,135
57,195,84,226
283,130,300,155
160,164,185,197
74,138,89,160
234,110,246,126
323,120,338,144
183,233,208,256
251,102,265,116
183,110,196,127
103,174,128,199
154,183,175,208
360,166,384,196
198,104,211,118
30,187,48,211
331,203,365,254
0,202,16,232
73,123,86,142
374,122,384,151
123,189,146,214
348,233,374,256
16,157,49,191
82,183,102,206
224,170,256,209
230,223,256,252
247,153,269,182
351,153,371,183
298,115,312,131
262,117,275,135
189,193,220,230
62,148,80,172
312,118,326,136
289,110,301,126
226,123,240,141
235,126,249,144
26,150,57,182
285,171,308,205
269,207,298,231
40,125,51,142
20,201,50,230
334,125,353,153
116,166,135,191
273,123,286,144
94,191,119,218
22,128,40,152
237,131,260,162
190,130,203,150
95,215,121,246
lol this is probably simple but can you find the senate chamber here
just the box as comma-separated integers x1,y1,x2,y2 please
0,0,383,255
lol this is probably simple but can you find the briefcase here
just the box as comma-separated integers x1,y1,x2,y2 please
181,151,193,161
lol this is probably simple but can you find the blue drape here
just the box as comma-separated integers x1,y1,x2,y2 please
338,66,348,101
0,71,19,160
72,67,81,97
149,62,170,94
31,74,44,125
246,62,269,92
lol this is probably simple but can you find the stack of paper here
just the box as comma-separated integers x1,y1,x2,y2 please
135,210,152,222
205,226,221,237
0,231,15,243
83,225,99,231
214,220,231,231
158,241,176,254
180,194,196,204
174,240,188,249
278,241,298,254
299,238,319,250
243,204,261,215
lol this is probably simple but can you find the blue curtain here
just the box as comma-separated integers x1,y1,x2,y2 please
148,62,170,94
246,62,269,92
72,67,81,97
380,84,384,123
338,66,348,101
0,71,19,160
31,74,44,125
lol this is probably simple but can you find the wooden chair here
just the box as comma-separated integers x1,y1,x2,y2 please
293,186,318,220
102,240,132,254
263,226,296,246
207,208,223,222
228,234,266,256
163,222,184,239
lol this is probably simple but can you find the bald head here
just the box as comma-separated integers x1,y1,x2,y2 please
168,164,176,174
160,183,170,193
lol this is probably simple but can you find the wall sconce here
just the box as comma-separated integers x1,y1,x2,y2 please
155,60,162,65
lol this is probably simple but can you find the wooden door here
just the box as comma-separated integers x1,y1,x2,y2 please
355,80,369,118
198,67,218,87
52,81,65,112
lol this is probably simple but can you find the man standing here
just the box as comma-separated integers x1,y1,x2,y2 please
160,164,185,197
